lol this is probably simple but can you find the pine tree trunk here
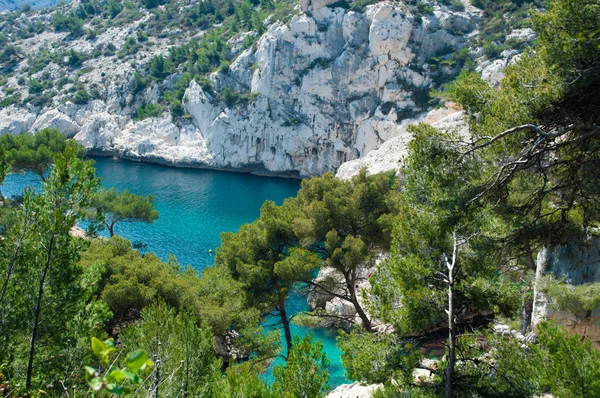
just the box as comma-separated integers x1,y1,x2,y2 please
445,233,458,398
26,236,54,389
279,294,293,355
522,243,536,334
344,272,372,331
0,232,25,304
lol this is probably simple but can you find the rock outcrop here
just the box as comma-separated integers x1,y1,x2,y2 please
532,237,600,348
326,382,383,398
306,252,392,331
336,105,467,179
1,1,480,177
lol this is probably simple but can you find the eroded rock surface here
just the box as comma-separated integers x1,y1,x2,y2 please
532,237,600,348
2,1,479,177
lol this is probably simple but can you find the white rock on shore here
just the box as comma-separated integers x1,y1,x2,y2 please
326,382,383,398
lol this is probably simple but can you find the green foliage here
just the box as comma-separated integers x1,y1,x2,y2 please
542,276,600,318
72,88,91,105
470,0,545,47
442,322,600,397
272,334,330,398
53,12,85,37
107,0,124,18
220,87,237,107
282,117,301,127
91,187,159,236
85,337,154,395
148,55,173,80
217,199,320,349
119,303,221,396
131,72,150,95
0,128,87,181
27,78,49,94
0,148,105,393
213,362,273,398
134,102,164,120
337,329,402,384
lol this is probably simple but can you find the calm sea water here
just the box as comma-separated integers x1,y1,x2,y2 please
1,156,349,388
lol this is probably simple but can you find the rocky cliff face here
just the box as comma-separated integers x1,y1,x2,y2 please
0,0,482,177
532,238,600,348
172,1,477,176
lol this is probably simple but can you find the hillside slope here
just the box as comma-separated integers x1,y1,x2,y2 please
0,0,536,177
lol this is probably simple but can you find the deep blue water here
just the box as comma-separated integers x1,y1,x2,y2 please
1,156,349,388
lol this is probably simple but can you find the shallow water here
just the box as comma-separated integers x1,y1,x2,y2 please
1,156,349,388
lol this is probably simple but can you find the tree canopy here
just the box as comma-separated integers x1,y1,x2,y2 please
92,187,160,237
0,128,87,181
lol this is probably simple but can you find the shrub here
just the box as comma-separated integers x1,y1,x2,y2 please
135,102,164,120
148,55,173,80
72,89,91,105
53,12,85,37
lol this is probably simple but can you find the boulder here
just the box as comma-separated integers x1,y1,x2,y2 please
0,106,36,136
532,237,600,348
326,382,383,398
31,109,80,137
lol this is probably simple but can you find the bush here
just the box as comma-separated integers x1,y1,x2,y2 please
281,117,300,127
135,102,164,120
220,87,237,107
131,72,149,95
72,89,91,105
27,78,46,94
148,55,173,80
53,12,85,37
67,49,84,68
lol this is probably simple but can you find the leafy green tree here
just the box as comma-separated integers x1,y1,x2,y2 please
119,302,221,397
0,128,87,181
213,362,273,398
369,1,600,396
149,55,173,79
439,0,600,332
91,187,159,237
0,147,102,392
272,334,330,398
217,200,320,352
52,12,85,36
371,126,519,397
294,170,399,330
107,0,123,18
337,328,406,384
0,147,12,200
427,321,600,397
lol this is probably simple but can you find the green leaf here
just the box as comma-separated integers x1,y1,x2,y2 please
125,349,148,373
142,358,154,373
84,366,97,379
91,337,104,356
87,377,103,391
123,370,142,384
108,369,126,384
106,383,126,395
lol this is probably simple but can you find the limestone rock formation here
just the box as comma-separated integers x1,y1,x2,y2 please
1,1,480,177
326,382,383,398
532,237,600,348
336,106,467,179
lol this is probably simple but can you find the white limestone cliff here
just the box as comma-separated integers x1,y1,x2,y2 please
532,238,600,348
336,105,468,179
1,1,481,177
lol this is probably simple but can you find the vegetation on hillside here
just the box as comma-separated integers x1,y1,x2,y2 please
1,0,600,397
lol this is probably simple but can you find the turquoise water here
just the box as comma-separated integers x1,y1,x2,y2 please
1,156,349,388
